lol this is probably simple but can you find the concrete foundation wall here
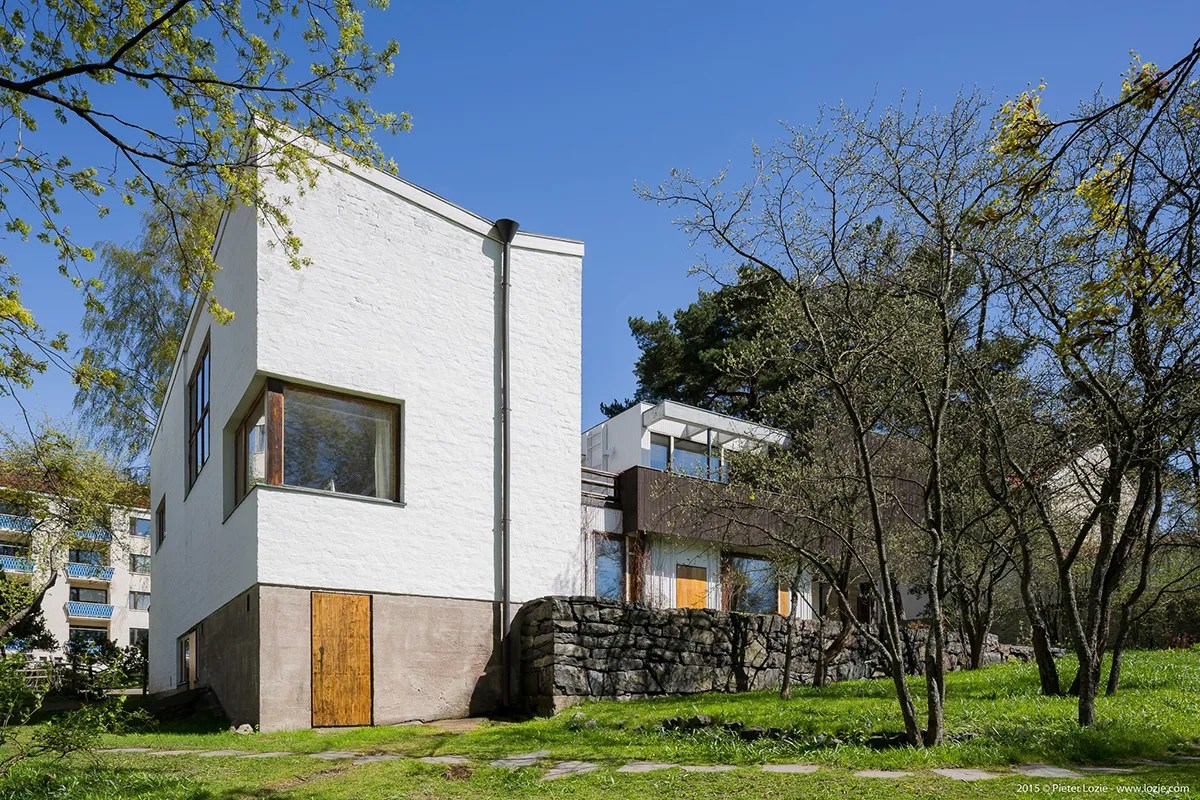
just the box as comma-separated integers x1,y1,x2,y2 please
196,584,504,732
196,587,260,726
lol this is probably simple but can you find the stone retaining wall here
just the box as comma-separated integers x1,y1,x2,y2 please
517,596,1036,714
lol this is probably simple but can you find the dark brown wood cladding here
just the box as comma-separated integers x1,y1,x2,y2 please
265,380,284,486
617,466,787,548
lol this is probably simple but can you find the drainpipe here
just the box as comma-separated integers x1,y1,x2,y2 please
495,218,519,708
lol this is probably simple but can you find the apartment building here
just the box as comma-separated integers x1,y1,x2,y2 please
148,143,583,730
579,401,816,617
0,503,152,656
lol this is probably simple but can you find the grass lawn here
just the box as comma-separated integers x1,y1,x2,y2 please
2,648,1198,798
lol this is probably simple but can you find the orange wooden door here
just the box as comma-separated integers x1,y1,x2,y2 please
675,565,708,609
311,592,372,727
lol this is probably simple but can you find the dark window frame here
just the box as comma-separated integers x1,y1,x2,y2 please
186,336,211,490
129,516,151,538
69,586,109,604
593,532,626,601
155,498,166,550
128,591,151,610
721,551,782,615
130,553,151,575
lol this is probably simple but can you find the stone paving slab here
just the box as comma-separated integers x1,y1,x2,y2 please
310,751,358,760
1016,764,1084,779
354,754,406,765
420,755,471,765
854,770,914,778
197,750,245,757
541,761,598,781
239,752,294,759
147,750,206,757
100,747,155,753
491,751,551,768
932,768,1000,781
617,762,677,773
1078,767,1137,774
680,765,737,772
761,764,819,774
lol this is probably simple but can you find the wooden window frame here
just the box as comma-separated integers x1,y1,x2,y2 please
243,380,402,502
186,336,211,490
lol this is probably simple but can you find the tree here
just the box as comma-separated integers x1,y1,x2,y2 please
602,268,785,422
642,93,1007,747
982,53,1200,726
74,195,221,463
1,0,407,399
0,425,143,639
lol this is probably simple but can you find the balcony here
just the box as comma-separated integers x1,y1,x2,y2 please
0,555,34,574
0,514,35,533
66,562,114,582
617,466,786,547
65,601,113,619
74,528,112,542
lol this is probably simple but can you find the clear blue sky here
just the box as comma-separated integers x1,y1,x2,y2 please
4,1,1198,438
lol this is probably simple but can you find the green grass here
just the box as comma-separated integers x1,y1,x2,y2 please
3,648,1199,798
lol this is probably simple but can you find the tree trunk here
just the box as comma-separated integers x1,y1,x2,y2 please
0,572,58,639
1106,606,1133,696
780,576,799,700
1016,538,1061,695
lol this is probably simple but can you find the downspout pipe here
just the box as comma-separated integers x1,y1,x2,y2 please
495,218,519,709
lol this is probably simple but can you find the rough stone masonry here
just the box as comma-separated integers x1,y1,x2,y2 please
517,596,1038,714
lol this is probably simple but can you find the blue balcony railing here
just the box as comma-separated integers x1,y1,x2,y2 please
66,562,114,581
0,555,33,573
0,514,35,533
74,528,112,542
65,601,113,619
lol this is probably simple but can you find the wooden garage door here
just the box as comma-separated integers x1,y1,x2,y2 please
675,564,708,609
311,592,372,727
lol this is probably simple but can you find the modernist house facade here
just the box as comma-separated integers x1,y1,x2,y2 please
148,148,584,730
579,401,818,618
0,502,152,656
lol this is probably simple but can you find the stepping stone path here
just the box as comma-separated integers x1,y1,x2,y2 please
148,750,206,757
761,764,819,774
617,762,676,773
490,750,550,768
1079,767,1136,774
239,752,293,759
680,765,737,772
100,747,155,753
1016,764,1084,779
197,750,245,757
420,755,471,765
354,754,406,765
310,751,357,761
541,761,599,781
933,768,999,781
855,770,914,778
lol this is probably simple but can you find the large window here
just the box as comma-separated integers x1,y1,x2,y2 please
70,587,108,604
187,338,211,487
649,433,670,471
0,543,27,558
69,627,108,648
69,548,106,567
236,382,401,502
130,628,149,649
723,554,779,614
647,433,725,480
594,534,625,601
130,517,151,537
129,591,151,610
131,554,151,574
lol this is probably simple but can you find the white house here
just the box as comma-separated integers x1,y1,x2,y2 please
579,401,816,619
148,148,583,730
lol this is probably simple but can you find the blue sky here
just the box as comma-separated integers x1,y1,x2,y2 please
4,1,1198,439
